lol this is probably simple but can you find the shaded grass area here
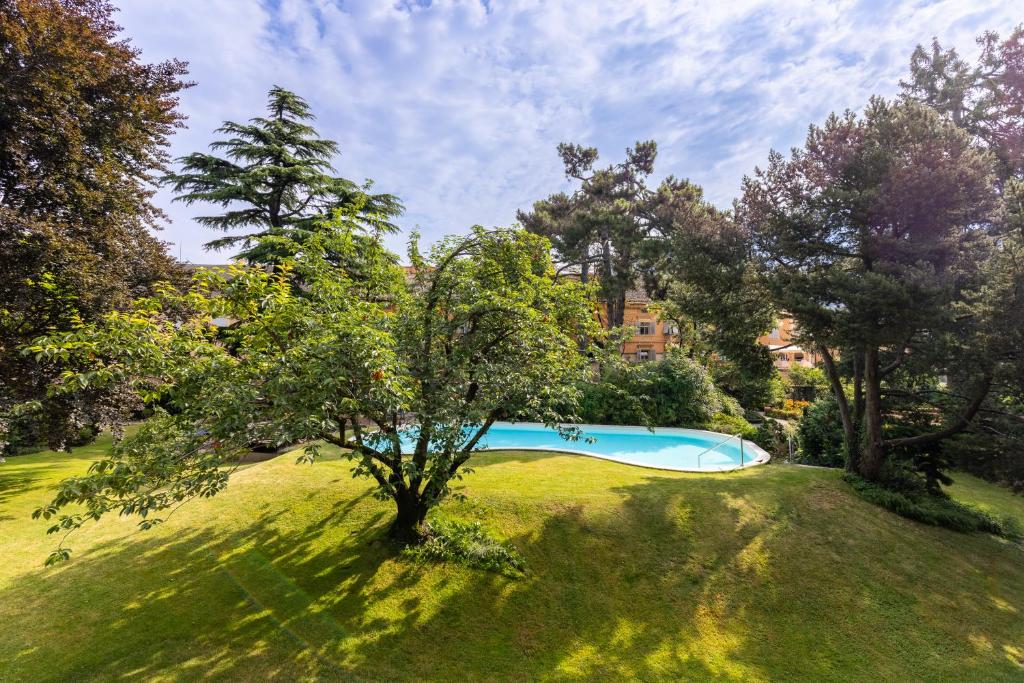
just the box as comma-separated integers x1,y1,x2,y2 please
1,437,1022,681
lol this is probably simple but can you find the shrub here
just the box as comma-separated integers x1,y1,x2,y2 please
796,396,845,468
752,419,794,460
702,412,757,439
764,399,810,420
403,517,525,576
786,364,830,401
843,473,1021,539
579,352,721,428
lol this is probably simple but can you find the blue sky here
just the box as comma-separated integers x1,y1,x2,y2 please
115,0,1021,263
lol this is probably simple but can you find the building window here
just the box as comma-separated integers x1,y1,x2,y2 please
637,349,652,361
663,322,678,335
637,321,653,335
770,327,781,340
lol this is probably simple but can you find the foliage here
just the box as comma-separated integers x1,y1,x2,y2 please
843,473,1021,539
577,351,723,428
751,419,793,461
785,364,829,401
402,516,525,576
0,0,189,453
943,411,1024,494
519,141,691,326
764,399,810,420
796,397,846,468
740,97,1006,482
901,24,1024,180
29,219,599,559
702,412,757,440
661,206,778,409
164,86,402,265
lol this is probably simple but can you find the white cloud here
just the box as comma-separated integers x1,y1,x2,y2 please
113,0,1021,262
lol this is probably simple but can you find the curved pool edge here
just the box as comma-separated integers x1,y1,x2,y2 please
472,421,772,473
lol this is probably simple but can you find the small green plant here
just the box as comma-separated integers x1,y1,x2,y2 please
796,397,846,468
403,517,526,576
702,412,757,439
843,473,1022,539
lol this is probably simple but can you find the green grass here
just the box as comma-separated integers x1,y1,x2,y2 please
1,436,1023,681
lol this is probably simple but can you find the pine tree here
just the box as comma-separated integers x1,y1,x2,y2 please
165,86,402,264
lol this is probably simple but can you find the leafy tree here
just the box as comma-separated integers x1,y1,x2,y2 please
518,141,687,327
0,0,189,452
31,218,599,561
659,197,777,408
901,24,1023,180
739,98,1006,482
164,86,403,265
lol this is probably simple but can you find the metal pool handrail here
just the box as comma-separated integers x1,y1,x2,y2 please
694,432,745,469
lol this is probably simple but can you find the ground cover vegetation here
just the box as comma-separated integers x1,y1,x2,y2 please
2,437,1023,681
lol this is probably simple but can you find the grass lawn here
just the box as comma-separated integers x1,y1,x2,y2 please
2,436,1023,682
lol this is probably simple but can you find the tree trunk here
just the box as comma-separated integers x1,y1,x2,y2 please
611,289,627,328
819,346,859,470
860,346,886,481
388,489,427,544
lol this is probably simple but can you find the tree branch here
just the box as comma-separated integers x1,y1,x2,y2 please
885,373,994,449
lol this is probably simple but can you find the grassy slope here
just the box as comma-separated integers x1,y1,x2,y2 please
1,437,1022,682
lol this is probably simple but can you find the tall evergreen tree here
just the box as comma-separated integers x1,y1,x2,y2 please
903,26,1024,486
164,86,403,264
739,99,1001,482
900,24,1023,181
518,141,679,328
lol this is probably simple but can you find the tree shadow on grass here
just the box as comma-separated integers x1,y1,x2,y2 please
4,466,1023,681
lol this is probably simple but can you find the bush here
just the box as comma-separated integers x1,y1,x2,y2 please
579,352,722,428
796,396,845,468
702,412,757,439
403,517,525,576
712,360,787,411
786,364,830,401
843,473,1021,539
764,399,810,420
752,419,794,460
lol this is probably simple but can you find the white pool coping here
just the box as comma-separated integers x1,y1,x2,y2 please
465,421,772,473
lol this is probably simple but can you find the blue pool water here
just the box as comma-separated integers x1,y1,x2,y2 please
393,422,769,472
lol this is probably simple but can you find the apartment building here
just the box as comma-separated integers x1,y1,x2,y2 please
600,289,677,362
756,318,820,372
601,289,817,372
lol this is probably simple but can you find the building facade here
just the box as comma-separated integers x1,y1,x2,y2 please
600,289,817,373
755,318,821,373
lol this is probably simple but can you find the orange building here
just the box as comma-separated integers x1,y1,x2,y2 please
598,288,816,372
756,318,821,373
600,289,678,362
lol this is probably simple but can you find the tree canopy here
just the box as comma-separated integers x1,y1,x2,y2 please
164,86,403,265
31,217,599,560
0,0,189,452
739,98,1006,482
518,141,689,327
901,24,1024,181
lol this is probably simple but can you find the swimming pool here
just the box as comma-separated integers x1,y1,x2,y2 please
393,422,770,472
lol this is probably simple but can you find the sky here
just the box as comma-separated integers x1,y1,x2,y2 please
115,0,1021,263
